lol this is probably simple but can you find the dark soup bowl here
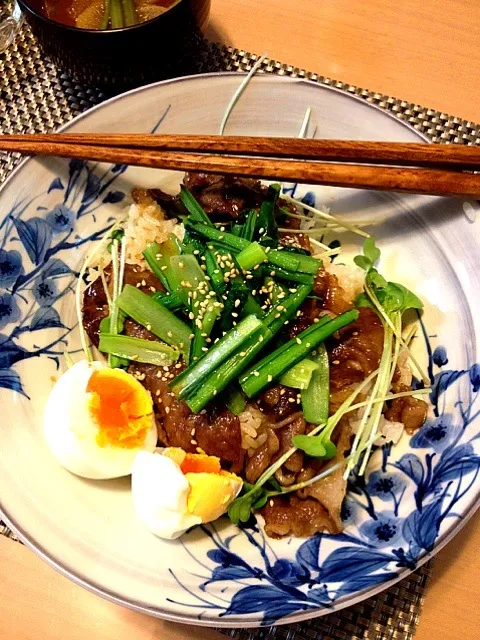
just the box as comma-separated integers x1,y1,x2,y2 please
17,0,211,92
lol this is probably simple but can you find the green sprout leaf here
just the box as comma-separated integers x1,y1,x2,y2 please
292,434,327,457
355,292,373,308
227,485,268,524
323,440,337,459
353,255,371,271
366,269,387,289
392,282,424,311
363,237,381,264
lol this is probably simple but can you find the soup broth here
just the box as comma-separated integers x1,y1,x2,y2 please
27,0,181,29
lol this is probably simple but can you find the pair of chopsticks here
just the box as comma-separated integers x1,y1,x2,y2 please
1,134,480,198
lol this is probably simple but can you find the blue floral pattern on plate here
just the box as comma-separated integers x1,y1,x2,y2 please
0,158,125,397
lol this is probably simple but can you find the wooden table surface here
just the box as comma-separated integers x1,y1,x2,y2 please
2,1,480,639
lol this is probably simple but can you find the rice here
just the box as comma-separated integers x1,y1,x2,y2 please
123,201,184,268
239,405,270,456
324,259,364,305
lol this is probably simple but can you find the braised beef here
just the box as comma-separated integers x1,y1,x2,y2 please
183,172,267,219
263,496,338,538
385,384,428,433
274,416,306,474
129,362,244,471
82,263,163,347
314,268,352,316
328,307,384,391
258,384,300,420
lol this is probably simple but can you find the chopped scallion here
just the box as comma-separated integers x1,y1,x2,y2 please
99,334,179,367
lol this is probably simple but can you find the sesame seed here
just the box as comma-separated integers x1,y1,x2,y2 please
188,312,195,320
141,279,146,286
288,397,295,403
267,375,273,382
269,500,274,507
193,249,200,255
189,333,195,339
161,265,168,271
280,389,285,396
332,359,340,365
136,282,141,288
259,227,265,234
191,439,198,445
191,428,196,436
253,371,260,377
178,261,185,268
146,323,152,331
175,362,182,369
165,406,170,414
232,312,238,318
167,331,173,338
270,271,276,276
201,347,208,352
296,337,302,344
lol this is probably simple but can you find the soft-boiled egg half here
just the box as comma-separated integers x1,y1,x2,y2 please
132,448,243,539
44,359,157,479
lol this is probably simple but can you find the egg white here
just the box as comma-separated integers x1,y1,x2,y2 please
44,359,157,480
132,450,201,540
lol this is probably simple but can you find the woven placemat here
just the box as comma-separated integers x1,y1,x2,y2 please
3,2,475,637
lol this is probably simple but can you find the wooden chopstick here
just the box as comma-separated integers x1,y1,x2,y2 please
0,135,480,198
2,134,480,168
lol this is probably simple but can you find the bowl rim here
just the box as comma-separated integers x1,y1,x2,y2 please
17,0,184,35
2,71,477,628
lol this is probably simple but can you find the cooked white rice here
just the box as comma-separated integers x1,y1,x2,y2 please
239,405,270,456
323,259,364,305
124,201,184,268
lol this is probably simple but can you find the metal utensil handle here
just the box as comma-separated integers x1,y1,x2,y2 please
0,3,23,53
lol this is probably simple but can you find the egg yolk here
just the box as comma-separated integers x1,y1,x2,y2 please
87,369,153,448
162,448,241,523
163,448,222,475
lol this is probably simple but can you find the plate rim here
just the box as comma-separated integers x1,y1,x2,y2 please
1,71,476,628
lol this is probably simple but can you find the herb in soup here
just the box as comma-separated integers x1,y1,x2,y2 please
30,0,180,29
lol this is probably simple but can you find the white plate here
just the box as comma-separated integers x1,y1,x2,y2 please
0,73,479,628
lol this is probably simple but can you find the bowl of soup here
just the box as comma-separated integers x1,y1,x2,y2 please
17,0,210,91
